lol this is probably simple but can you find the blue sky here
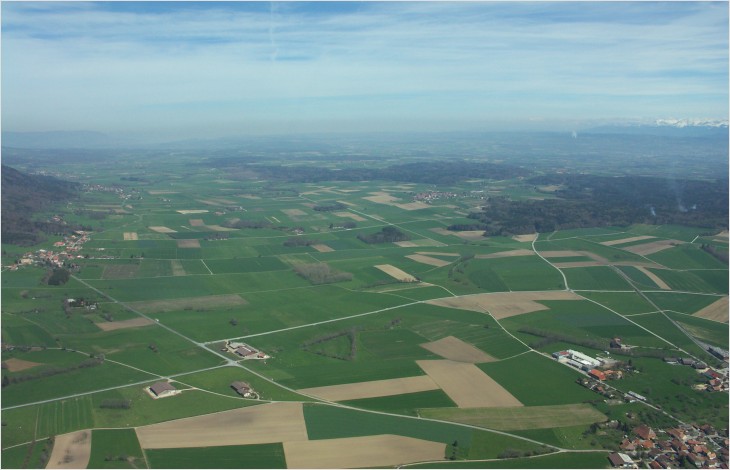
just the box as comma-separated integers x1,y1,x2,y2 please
2,1,727,139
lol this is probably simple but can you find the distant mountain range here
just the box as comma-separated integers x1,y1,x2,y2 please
582,119,729,137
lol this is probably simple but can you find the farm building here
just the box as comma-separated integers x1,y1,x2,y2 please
149,381,177,398
588,369,606,381
608,452,635,468
633,424,656,440
566,349,602,368
235,345,257,357
230,381,252,397
552,350,569,360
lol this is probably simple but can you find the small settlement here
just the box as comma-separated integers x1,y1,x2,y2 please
223,341,270,360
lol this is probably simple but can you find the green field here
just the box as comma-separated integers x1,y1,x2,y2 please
88,429,145,469
146,443,287,469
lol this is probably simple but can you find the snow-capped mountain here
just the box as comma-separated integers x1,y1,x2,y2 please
654,118,728,128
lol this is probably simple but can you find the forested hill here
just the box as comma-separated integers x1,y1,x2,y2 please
469,174,728,236
1,165,80,246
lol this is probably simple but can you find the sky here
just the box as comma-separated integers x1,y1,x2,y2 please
2,1,728,140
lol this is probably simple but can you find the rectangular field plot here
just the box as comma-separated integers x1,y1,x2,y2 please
340,389,457,414
420,336,496,363
463,256,565,292
563,266,632,291
146,443,287,469
427,291,582,319
420,403,606,431
645,268,727,294
298,375,439,402
648,244,728,269
128,294,248,313
195,257,288,274
88,429,145,469
693,296,728,322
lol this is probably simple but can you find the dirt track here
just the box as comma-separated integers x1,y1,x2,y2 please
297,375,439,401
416,360,522,408
46,430,91,469
136,402,308,449
283,435,445,469
420,336,495,363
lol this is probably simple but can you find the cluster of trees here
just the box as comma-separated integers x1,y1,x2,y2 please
1,165,82,246
2,357,103,388
701,244,729,263
283,237,313,247
470,174,728,236
210,160,527,185
313,202,347,212
357,226,409,244
293,263,353,285
44,268,71,286
301,328,358,361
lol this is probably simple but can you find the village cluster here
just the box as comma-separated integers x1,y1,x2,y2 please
6,228,90,271
607,422,729,469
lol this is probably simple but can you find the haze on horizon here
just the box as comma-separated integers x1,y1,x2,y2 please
2,1,728,142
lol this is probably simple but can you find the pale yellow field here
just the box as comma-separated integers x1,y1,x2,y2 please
3,357,42,372
123,232,138,240
311,244,335,253
715,230,729,238
416,360,522,408
475,249,535,259
128,294,247,314
240,194,261,199
283,435,445,469
175,210,209,214
694,297,729,323
512,233,538,242
297,375,439,401
170,260,186,276
395,241,419,247
95,317,155,332
282,208,306,216
427,291,582,319
420,404,606,431
429,227,453,237
136,402,308,449
189,219,205,226
636,266,671,290
417,252,461,257
177,239,201,248
450,230,487,240
600,235,656,246
406,254,451,267
196,198,237,205
333,211,366,221
147,190,179,195
148,226,177,233
375,264,417,282
420,336,495,363
622,240,683,256
46,430,91,469
394,201,431,211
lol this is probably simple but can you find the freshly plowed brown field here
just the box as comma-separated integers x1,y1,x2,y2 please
420,336,496,363
46,430,91,469
406,254,451,267
136,402,308,449
95,317,154,332
427,291,582,319
123,232,138,240
375,264,417,282
694,297,729,323
283,435,445,469
622,240,683,256
311,244,335,253
3,358,43,372
297,375,439,401
177,239,201,248
416,360,522,408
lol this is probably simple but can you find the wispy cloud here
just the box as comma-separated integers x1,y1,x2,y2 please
2,1,727,137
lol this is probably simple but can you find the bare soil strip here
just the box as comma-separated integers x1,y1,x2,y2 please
205,224,237,231
600,235,656,246
475,249,535,259
46,430,92,469
450,230,487,240
420,404,606,431
420,336,496,363
512,234,538,243
427,291,582,320
417,252,461,257
694,296,729,323
333,211,366,221
395,241,419,248
622,239,684,256
175,210,209,215
170,260,186,276
375,264,417,282
148,226,177,233
128,294,247,314
136,402,308,449
95,317,155,332
123,232,138,240
283,435,445,469
3,358,43,372
416,360,522,408
539,250,609,263
636,266,671,290
715,230,729,238
406,254,452,267
189,219,205,227
297,375,439,401
177,239,201,248
282,208,307,216
311,244,335,253
429,227,453,236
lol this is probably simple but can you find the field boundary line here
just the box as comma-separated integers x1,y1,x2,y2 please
200,259,213,275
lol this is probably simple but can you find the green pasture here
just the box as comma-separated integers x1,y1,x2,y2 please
563,266,632,291
644,291,723,314
647,268,727,294
648,244,727,269
579,291,657,315
146,443,287,469
628,224,711,242
546,227,625,241
88,429,145,469
463,256,564,292
1,437,55,469
616,266,661,289
1,313,57,347
626,312,711,358
478,352,597,406
668,312,728,348
174,364,307,401
536,237,647,263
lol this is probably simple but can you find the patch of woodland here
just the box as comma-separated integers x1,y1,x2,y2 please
293,263,353,284
357,226,410,244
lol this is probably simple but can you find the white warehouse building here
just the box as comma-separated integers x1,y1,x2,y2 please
567,349,602,368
